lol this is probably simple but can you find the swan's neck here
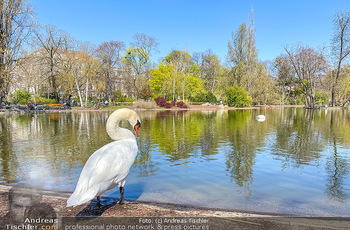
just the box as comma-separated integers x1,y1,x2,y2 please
106,114,135,141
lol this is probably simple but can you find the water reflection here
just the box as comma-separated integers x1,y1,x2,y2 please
0,115,19,183
325,110,350,203
272,109,323,168
0,108,349,215
150,110,202,163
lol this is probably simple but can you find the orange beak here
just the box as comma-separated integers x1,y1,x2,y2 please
134,124,140,137
134,120,141,137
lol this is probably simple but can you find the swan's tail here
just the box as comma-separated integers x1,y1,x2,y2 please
66,189,97,207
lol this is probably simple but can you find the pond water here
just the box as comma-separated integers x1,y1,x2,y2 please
0,108,350,216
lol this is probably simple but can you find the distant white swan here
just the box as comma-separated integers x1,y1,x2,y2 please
67,108,141,207
256,115,266,122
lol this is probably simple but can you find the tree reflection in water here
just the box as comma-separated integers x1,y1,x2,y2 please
325,110,350,202
0,114,19,183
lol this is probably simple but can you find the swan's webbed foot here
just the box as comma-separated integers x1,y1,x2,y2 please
117,187,125,205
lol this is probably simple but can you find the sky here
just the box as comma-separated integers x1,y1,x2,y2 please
30,0,350,64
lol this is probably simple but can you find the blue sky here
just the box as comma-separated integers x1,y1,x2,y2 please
30,0,350,64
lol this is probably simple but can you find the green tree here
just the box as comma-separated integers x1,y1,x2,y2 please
184,73,202,101
226,85,251,107
164,50,192,101
150,63,175,99
250,63,279,105
227,14,258,91
150,61,202,101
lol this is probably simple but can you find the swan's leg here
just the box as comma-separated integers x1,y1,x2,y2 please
118,187,125,205
97,196,102,207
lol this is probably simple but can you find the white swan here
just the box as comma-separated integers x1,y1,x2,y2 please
67,108,141,207
256,115,265,122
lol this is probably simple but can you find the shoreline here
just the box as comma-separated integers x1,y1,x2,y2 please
0,104,311,114
0,184,275,218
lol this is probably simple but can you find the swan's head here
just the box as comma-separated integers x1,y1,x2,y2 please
134,119,141,137
125,109,141,137
106,108,141,140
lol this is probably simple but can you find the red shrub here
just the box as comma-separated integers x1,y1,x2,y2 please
164,102,172,108
176,101,188,108
155,97,167,107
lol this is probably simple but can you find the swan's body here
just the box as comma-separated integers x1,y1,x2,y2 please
256,115,265,122
67,108,141,207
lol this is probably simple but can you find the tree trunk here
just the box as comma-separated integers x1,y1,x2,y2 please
85,76,89,107
74,75,84,107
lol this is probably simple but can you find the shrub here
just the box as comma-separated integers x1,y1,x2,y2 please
192,92,206,102
176,101,188,108
123,97,134,102
13,90,31,104
206,92,217,103
33,95,56,104
113,90,134,102
315,92,328,105
164,102,172,108
226,85,251,107
191,91,217,103
155,97,167,107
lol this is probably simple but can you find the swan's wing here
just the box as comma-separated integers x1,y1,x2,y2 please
73,139,138,194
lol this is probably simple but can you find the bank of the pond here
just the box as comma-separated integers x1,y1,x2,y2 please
0,184,272,218
0,104,308,114
1,185,350,230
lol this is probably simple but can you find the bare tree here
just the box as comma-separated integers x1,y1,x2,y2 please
131,33,159,67
32,25,72,102
95,41,125,101
79,42,99,107
61,49,84,106
0,0,34,107
14,52,44,94
330,12,350,107
284,45,327,108
200,50,221,94
273,55,295,105
123,33,158,99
